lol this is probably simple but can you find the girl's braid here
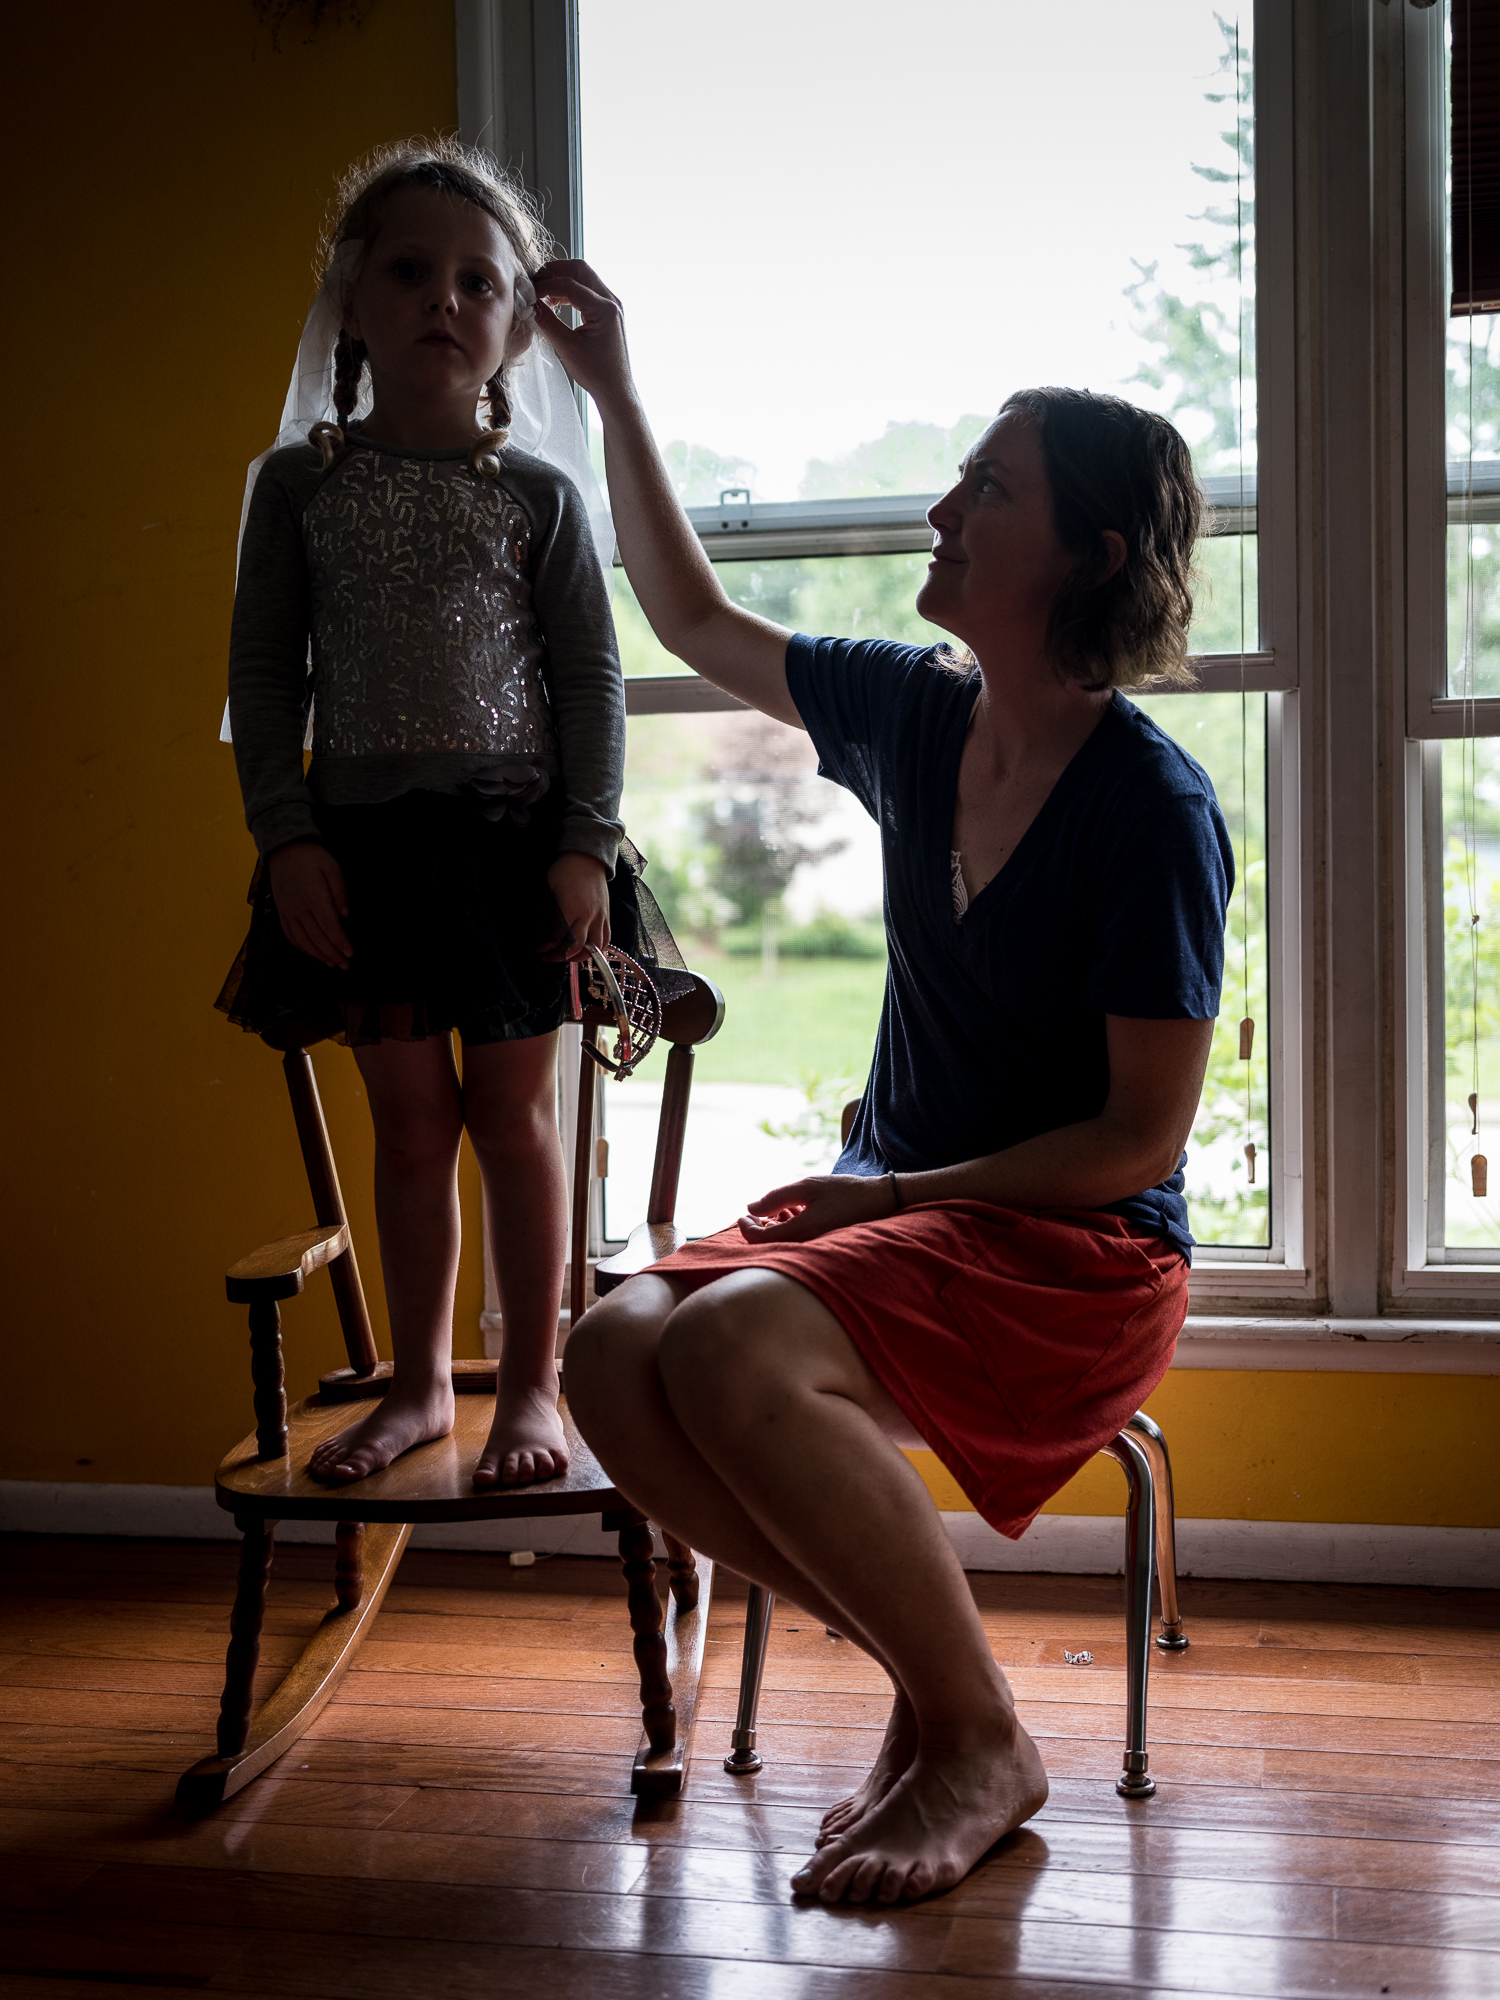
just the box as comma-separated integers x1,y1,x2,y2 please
470,370,512,478
305,328,365,469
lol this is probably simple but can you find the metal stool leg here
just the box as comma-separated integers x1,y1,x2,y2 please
1101,1427,1158,1799
725,1584,775,1774
1126,1410,1189,1652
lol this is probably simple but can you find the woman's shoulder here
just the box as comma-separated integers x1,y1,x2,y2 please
1102,695,1220,806
789,634,972,716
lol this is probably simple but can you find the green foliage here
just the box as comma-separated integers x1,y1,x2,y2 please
799,417,993,501
758,1070,865,1171
724,911,886,959
1125,13,1255,475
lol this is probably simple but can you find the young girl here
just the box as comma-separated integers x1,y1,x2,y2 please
218,140,655,1491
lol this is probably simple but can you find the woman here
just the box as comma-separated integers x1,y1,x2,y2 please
535,262,1231,1906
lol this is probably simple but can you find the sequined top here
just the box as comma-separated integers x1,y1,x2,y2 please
227,434,625,867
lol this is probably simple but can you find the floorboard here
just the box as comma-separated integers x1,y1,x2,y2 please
0,1535,1494,1997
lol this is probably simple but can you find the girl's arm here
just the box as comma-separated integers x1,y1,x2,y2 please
737,1015,1216,1240
229,453,352,969
532,261,802,729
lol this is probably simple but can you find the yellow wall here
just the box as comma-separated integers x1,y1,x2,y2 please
3,5,1496,1533
3,2,478,1489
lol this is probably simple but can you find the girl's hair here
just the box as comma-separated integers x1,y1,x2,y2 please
999,386,1204,692
320,137,553,457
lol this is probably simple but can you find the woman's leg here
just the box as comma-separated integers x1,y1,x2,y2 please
566,1277,902,1658
463,1033,570,1488
566,1269,1048,1904
308,1036,464,1482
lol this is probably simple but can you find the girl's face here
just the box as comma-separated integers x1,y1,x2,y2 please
917,411,1079,662
345,186,527,418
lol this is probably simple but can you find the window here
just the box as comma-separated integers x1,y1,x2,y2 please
565,1,1293,1264
458,0,1345,1310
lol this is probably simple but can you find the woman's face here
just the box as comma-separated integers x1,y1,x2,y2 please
917,411,1077,660
346,186,528,414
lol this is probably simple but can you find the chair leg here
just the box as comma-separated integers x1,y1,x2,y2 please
1101,1428,1158,1799
1125,1411,1189,1651
335,1521,365,1611
216,1516,276,1759
725,1584,776,1775
179,1521,411,1812
616,1510,676,1755
662,1532,700,1612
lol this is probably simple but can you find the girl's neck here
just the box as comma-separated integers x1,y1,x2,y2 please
355,388,485,453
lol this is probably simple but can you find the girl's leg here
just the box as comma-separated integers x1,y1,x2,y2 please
308,1036,464,1482
462,1033,570,1488
566,1271,1048,1904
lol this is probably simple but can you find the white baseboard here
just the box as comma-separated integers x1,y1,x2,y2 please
1,1482,1492,1587
943,1511,1498,1587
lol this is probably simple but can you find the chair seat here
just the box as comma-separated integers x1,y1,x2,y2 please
215,1394,622,1525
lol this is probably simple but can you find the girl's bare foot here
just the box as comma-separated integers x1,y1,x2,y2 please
307,1380,456,1483
793,1710,1049,1905
472,1374,569,1488
818,1687,919,1846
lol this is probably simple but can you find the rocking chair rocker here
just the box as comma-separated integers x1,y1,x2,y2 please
177,972,725,1813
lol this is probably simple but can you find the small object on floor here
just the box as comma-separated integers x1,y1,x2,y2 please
1064,1649,1094,1665
509,1550,536,1568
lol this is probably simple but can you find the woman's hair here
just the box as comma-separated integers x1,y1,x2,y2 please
999,386,1204,691
319,137,553,451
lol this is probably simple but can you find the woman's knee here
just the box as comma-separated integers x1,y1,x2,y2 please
562,1282,674,1426
656,1285,763,1411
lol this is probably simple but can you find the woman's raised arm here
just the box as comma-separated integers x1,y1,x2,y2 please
532,261,800,728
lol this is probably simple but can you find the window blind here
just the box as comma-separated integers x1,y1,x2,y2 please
1452,0,1500,316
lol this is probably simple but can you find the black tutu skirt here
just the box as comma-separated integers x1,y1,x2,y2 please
215,788,691,1048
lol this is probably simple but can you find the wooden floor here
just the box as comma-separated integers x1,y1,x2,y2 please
0,1537,1496,1998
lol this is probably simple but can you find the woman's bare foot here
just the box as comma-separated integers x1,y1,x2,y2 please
472,1374,569,1488
818,1687,919,1846
793,1710,1049,1905
307,1379,456,1484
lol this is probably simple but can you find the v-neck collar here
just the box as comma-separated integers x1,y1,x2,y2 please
943,682,1121,932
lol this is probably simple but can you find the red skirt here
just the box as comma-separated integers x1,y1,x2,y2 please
652,1201,1187,1540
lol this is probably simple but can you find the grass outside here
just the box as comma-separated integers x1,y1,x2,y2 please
623,951,888,1088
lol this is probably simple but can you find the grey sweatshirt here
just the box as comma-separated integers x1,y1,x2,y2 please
227,432,626,868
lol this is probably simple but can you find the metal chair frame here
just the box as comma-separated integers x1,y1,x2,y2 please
721,1407,1188,1801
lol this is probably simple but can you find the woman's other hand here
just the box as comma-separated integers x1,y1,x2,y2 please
543,851,611,961
267,840,352,970
739,1174,899,1244
531,260,632,409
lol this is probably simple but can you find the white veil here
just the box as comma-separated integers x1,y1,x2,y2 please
220,243,614,744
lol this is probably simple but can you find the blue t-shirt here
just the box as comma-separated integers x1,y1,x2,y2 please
786,635,1234,1263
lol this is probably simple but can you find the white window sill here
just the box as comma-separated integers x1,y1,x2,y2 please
1175,1314,1500,1373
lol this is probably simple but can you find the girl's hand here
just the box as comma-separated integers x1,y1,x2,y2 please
530,260,634,408
543,851,611,961
737,1174,899,1244
267,841,353,970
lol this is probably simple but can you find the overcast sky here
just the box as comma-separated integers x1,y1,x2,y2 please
579,0,1251,499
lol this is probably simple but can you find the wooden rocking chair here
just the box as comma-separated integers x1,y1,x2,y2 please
176,973,725,1813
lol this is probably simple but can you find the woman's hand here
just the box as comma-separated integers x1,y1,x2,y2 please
267,840,352,970
737,1173,898,1244
543,851,611,961
530,260,634,410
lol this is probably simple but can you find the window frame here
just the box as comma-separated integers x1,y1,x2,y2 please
1397,0,1500,1299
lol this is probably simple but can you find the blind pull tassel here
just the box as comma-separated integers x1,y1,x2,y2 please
1243,1140,1257,1185
1474,1154,1489,1199
1238,1017,1255,1061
